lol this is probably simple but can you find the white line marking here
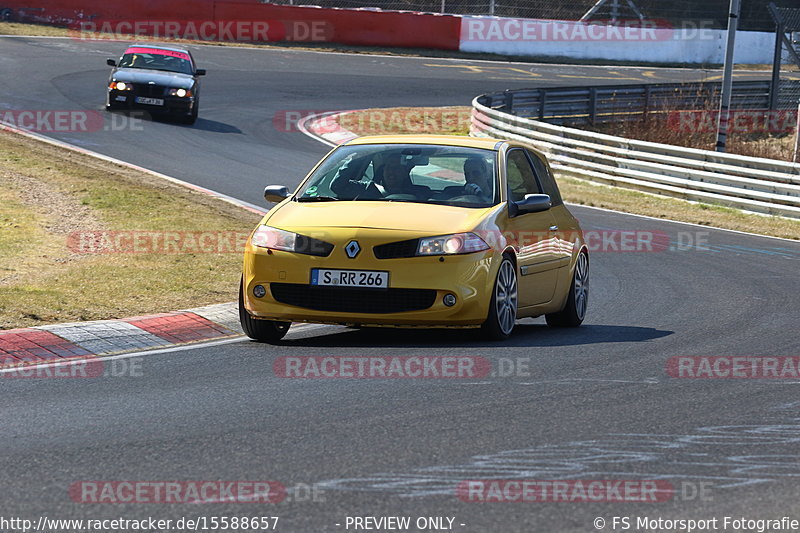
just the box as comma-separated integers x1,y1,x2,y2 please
0,337,246,375
568,203,800,243
0,323,331,375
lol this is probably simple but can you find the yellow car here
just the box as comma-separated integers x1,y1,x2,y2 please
240,135,588,342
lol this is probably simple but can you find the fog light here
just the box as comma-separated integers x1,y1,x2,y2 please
253,285,266,298
443,293,457,307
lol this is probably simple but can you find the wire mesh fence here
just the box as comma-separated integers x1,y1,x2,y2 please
268,0,786,31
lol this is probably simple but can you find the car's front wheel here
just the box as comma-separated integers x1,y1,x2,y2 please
481,256,518,341
546,251,588,327
184,101,199,125
239,280,290,342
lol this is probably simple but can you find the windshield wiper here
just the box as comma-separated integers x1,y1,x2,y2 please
296,195,341,202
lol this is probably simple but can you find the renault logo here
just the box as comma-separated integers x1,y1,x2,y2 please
345,240,361,259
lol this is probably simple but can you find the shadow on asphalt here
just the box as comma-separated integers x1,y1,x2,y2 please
106,109,242,133
275,323,673,348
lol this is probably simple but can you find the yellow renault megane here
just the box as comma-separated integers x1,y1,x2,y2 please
240,135,588,342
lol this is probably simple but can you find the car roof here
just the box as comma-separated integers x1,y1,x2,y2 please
124,44,192,55
345,134,503,150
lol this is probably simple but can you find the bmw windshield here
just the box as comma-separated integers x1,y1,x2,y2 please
118,47,195,75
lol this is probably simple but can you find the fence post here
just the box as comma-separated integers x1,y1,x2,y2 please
503,90,514,114
539,89,547,120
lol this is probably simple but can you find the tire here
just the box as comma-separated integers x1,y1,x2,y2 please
183,102,198,125
0,9,13,21
546,251,588,328
239,280,290,342
481,256,518,341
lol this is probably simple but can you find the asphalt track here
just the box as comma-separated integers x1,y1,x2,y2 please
1,36,800,532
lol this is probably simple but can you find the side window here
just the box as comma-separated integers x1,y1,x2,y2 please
526,150,563,206
506,149,541,202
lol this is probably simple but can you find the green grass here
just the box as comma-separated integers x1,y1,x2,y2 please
0,131,261,329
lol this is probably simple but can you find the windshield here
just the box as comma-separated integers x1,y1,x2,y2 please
118,47,194,75
295,144,499,208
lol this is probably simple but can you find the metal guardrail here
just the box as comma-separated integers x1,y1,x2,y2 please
471,89,800,218
478,80,800,126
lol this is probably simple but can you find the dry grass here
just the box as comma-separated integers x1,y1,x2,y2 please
337,107,472,137
0,131,261,330
337,106,800,241
593,108,799,162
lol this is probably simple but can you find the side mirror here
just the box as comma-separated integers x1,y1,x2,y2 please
510,193,551,216
107,58,117,67
264,185,290,203
195,69,206,76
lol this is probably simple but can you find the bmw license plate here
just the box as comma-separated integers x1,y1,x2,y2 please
135,96,164,106
311,269,388,288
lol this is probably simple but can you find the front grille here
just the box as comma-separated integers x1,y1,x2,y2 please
132,83,166,97
373,239,419,259
270,283,436,314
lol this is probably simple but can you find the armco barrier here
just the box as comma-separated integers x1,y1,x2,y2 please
470,96,800,218
0,0,461,50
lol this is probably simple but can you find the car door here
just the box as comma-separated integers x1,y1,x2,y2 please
526,148,575,273
503,148,560,307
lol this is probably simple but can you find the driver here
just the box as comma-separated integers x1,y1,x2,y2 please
330,154,429,200
462,157,493,201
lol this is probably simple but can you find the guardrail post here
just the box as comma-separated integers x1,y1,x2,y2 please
589,88,597,125
644,86,652,121
539,89,547,120
503,90,514,114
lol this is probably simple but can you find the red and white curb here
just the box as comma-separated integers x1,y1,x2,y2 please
297,110,359,147
0,303,243,368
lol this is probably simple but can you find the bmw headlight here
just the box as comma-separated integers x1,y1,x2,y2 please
168,88,192,97
109,81,131,90
250,225,333,257
417,232,490,256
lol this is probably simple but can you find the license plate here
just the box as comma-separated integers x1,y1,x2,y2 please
311,269,389,288
135,97,164,106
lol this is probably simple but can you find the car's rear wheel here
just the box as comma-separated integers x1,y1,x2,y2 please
481,256,518,341
239,280,290,342
546,251,588,328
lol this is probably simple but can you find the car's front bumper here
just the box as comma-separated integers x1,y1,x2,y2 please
242,235,498,327
107,90,195,115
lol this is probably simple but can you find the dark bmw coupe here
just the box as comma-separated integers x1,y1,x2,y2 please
106,45,206,124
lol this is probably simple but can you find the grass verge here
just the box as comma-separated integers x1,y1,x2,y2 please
0,130,261,330
335,106,800,241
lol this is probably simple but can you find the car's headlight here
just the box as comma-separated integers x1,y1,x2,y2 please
417,232,490,256
168,88,192,97
109,81,131,90
250,225,333,257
